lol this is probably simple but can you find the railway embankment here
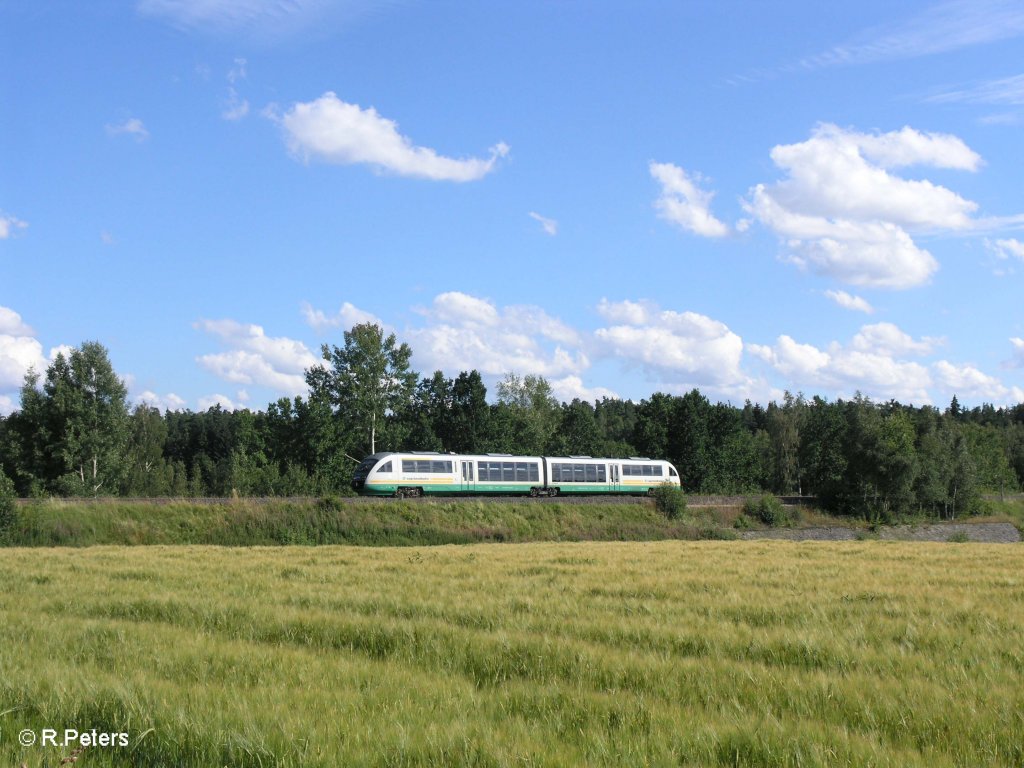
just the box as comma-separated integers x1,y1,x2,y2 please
740,521,1021,543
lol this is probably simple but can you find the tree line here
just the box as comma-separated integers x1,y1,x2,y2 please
2,326,1023,520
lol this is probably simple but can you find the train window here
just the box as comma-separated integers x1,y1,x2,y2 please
402,459,453,473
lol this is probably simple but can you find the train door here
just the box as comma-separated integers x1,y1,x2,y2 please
461,460,476,492
610,463,620,492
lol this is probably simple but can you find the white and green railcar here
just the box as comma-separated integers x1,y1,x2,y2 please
352,452,680,498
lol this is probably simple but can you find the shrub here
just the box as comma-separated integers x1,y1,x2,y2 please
0,470,15,533
652,485,687,520
744,495,792,527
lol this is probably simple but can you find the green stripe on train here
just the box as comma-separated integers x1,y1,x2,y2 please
363,483,661,495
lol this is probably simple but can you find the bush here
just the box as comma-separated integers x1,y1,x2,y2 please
652,485,687,520
0,470,16,535
744,495,792,527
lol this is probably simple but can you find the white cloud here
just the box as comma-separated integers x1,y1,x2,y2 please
301,301,381,333
528,211,558,236
933,360,1024,403
106,117,150,142
139,0,327,31
195,319,319,395
650,162,729,238
0,334,47,391
0,213,28,240
223,89,249,120
752,322,940,403
549,375,618,404
227,57,247,83
0,307,33,336
594,299,749,392
198,393,246,411
0,308,71,402
988,238,1024,261
408,292,586,378
798,0,1024,69
927,72,1024,106
763,124,978,226
275,92,509,182
744,123,985,289
850,322,941,357
134,391,188,412
824,289,874,314
1007,337,1024,368
222,57,249,120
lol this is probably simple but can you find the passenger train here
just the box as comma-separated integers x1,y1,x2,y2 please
351,451,681,498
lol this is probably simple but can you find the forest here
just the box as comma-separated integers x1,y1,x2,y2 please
1,324,1022,520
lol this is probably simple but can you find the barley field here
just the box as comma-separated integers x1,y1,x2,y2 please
1,541,1022,767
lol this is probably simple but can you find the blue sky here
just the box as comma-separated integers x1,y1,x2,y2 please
3,0,1024,414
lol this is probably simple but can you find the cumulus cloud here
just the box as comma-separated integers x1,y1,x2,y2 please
933,360,1024,403
850,322,941,357
198,393,247,411
274,92,509,182
0,307,48,392
750,322,940,403
594,298,751,394
750,322,1024,405
106,117,149,142
824,289,874,314
0,334,47,392
0,307,33,336
744,123,982,289
650,162,729,238
549,375,618,404
0,307,72,408
528,211,558,236
134,391,188,412
408,292,585,378
0,213,28,240
195,318,319,395
301,301,381,333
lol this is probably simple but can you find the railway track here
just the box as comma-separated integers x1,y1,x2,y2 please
12,494,817,507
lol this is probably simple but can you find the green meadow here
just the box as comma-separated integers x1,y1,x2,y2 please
2,541,1023,767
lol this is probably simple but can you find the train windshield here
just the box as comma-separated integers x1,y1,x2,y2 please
353,455,383,481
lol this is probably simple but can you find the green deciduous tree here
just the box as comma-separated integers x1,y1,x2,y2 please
307,323,418,456
25,342,131,495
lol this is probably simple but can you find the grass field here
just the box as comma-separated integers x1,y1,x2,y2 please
2,541,1023,767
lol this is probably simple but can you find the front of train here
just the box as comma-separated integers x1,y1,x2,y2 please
351,453,391,493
